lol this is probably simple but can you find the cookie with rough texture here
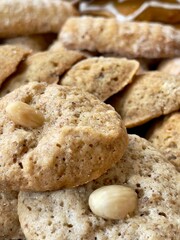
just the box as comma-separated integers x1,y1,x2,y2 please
146,112,180,171
59,16,180,58
61,57,139,101
0,47,85,97
158,58,180,75
109,71,180,128
3,34,54,53
18,135,179,240
0,191,24,240
0,45,30,87
0,82,128,191
0,0,77,37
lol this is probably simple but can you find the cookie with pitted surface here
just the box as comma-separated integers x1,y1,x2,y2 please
0,191,24,240
109,71,180,128
158,58,180,75
0,45,30,87
18,135,179,240
146,112,180,171
0,0,77,37
0,82,128,191
59,16,180,58
0,46,85,97
61,57,139,101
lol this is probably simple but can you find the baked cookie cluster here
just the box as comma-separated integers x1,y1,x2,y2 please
0,0,179,239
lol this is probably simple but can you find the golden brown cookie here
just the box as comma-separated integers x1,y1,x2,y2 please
18,135,179,240
0,0,77,37
61,57,139,101
0,45,30,87
158,58,180,75
59,16,180,58
146,111,180,171
0,191,24,240
0,47,85,97
0,82,128,191
109,71,180,128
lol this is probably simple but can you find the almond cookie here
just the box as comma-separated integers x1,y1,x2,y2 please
0,191,24,240
158,58,180,75
0,45,30,87
18,135,179,240
61,57,139,101
0,47,85,97
146,112,180,171
0,82,128,191
109,71,180,128
0,0,77,37
59,16,180,58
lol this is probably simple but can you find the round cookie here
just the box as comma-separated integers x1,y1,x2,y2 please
146,111,180,171
18,135,179,240
0,82,128,191
0,191,24,240
109,71,180,128
158,58,180,76
61,57,139,101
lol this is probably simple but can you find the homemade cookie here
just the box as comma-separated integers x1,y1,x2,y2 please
0,45,30,87
158,58,180,75
59,16,180,58
146,112,180,171
61,57,139,101
0,82,128,191
0,0,77,37
109,71,180,128
0,47,85,97
18,135,179,240
0,191,24,240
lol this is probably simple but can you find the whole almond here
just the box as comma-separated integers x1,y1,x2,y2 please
88,185,137,220
6,101,44,128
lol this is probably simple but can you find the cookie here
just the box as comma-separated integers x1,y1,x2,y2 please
0,82,128,191
59,16,180,58
0,0,77,37
109,71,180,128
3,34,54,53
146,111,180,171
0,191,24,240
0,46,85,97
158,58,180,75
18,135,179,240
0,45,30,87
61,57,139,101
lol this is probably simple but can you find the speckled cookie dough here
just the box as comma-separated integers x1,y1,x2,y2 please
0,82,128,191
18,135,179,240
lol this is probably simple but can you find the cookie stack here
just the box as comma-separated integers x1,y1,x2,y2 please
0,1,179,239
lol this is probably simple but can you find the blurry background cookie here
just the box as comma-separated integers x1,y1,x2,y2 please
0,191,24,240
158,58,180,75
61,57,139,101
146,111,180,171
0,0,78,37
18,135,179,240
0,82,128,191
108,71,180,128
59,16,180,58
0,45,30,87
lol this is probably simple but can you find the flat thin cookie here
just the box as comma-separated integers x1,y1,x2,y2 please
0,82,128,191
18,135,179,240
0,0,77,37
109,71,180,128
0,47,85,97
146,111,180,171
0,45,30,87
61,57,139,101
59,16,180,58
